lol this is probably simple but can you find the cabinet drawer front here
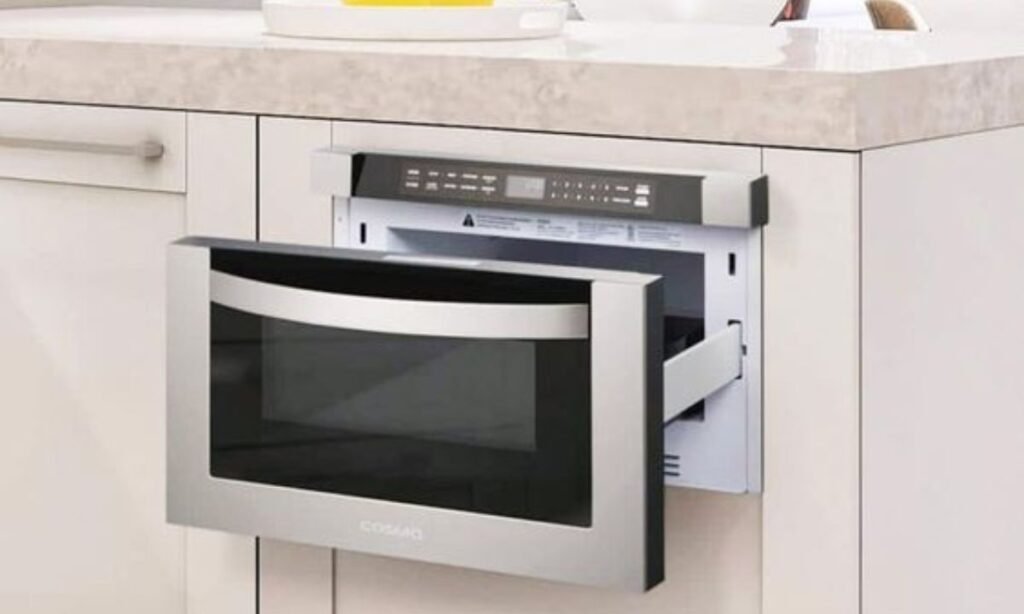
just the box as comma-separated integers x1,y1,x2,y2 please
0,102,185,192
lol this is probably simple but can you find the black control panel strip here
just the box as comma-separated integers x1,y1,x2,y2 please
351,153,708,225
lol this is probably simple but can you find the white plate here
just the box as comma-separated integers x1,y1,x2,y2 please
573,0,784,26
263,0,569,41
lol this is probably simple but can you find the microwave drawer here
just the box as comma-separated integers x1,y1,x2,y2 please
167,237,742,591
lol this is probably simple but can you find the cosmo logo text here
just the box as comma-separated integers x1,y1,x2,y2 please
359,520,425,541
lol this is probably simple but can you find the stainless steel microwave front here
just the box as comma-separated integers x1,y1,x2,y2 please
168,238,665,592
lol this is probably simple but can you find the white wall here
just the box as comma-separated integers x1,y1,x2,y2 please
806,0,1024,31
912,0,1024,31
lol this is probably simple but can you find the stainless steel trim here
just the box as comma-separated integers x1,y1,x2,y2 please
210,270,589,340
663,324,743,423
0,135,165,159
310,147,767,229
383,254,482,268
701,172,761,227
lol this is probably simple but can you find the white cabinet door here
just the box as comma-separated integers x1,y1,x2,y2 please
862,126,1024,614
259,117,333,246
0,104,257,614
0,176,186,614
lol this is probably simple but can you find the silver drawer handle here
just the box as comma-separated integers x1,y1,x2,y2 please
210,271,589,340
0,136,165,160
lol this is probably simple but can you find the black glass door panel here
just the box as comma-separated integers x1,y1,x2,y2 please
210,304,592,527
263,321,538,451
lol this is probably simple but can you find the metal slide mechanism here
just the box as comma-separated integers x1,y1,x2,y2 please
663,324,743,424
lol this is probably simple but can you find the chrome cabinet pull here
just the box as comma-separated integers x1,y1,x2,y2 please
0,136,165,160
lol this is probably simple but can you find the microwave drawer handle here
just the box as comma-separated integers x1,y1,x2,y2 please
0,135,165,159
664,324,743,423
210,271,589,340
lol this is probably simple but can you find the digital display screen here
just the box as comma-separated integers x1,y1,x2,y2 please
505,175,546,201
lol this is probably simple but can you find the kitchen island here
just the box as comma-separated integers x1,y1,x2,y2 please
0,7,1022,614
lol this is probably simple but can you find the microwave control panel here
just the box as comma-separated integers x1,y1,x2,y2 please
399,164,655,211
351,153,706,225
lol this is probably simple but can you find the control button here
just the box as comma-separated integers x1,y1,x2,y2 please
612,197,631,205
427,170,440,178
406,169,421,176
588,195,597,202
404,181,420,189
460,184,478,192
634,196,650,208
462,173,479,180
636,184,651,196
443,183,458,190
614,185,631,193
481,186,497,195
425,182,439,191
482,175,498,183
446,172,458,179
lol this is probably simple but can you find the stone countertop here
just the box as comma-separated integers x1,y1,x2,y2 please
0,6,1023,150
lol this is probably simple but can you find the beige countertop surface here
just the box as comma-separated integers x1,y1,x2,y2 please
1,6,1023,150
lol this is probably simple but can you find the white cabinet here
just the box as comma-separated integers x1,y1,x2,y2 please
255,116,336,614
761,149,861,614
862,126,1024,614
183,112,260,614
259,116,333,246
0,172,185,614
15,106,1021,614
0,103,257,614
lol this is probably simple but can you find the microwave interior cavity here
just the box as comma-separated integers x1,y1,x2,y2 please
335,188,762,494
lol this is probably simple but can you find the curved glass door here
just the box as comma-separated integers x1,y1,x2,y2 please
208,248,593,527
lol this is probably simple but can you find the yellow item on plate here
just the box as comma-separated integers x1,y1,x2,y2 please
343,0,494,6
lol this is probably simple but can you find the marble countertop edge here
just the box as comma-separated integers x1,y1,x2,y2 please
2,7,1024,150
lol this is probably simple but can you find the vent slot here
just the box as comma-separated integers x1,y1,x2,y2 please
664,454,680,477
